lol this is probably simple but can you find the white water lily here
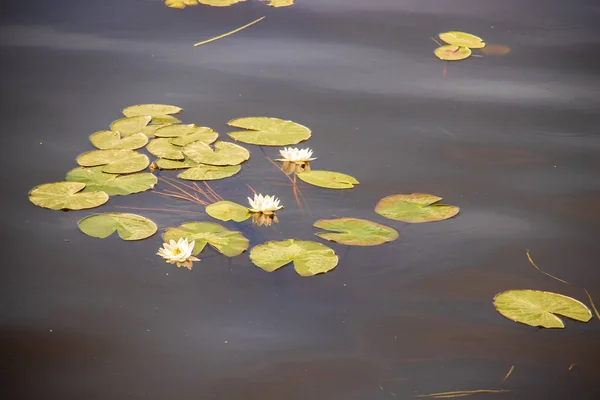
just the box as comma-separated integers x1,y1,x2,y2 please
247,193,283,214
277,147,316,163
157,237,200,270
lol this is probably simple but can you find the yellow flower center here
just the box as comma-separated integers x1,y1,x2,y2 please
173,248,182,256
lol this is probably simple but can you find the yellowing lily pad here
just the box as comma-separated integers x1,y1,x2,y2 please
147,138,185,160
434,45,472,61
184,140,250,166
297,170,359,189
199,0,246,6
375,193,459,223
122,103,182,117
313,218,398,246
206,201,251,222
155,124,198,138
262,0,294,7
493,290,592,329
178,164,241,181
76,149,150,174
170,127,218,146
165,0,198,8
155,157,199,170
228,117,311,146
141,123,172,138
439,31,486,49
250,239,338,277
110,116,151,136
78,213,157,241
89,130,148,150
150,115,182,125
163,221,249,256
29,182,109,211
66,166,157,196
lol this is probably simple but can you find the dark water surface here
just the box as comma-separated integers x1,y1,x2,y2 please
2,0,600,399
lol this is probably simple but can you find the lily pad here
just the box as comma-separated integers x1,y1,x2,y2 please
297,170,359,189
206,201,251,222
184,140,250,166
147,138,185,160
163,221,249,257
155,124,197,138
89,130,148,150
110,116,151,136
150,115,182,125
29,182,109,211
66,166,157,196
77,149,150,174
141,123,173,138
262,0,294,7
199,0,246,6
375,193,459,223
155,157,199,170
249,239,338,277
170,127,218,146
493,290,592,329
313,218,398,246
439,31,485,48
122,103,182,117
178,164,240,181
228,117,311,146
78,213,157,241
434,45,472,61
165,0,199,8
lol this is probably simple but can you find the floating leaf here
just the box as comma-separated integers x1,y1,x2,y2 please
155,157,199,170
184,140,250,166
29,182,108,211
313,218,398,246
78,213,157,241
155,124,197,138
493,290,592,329
375,193,459,223
206,201,251,222
228,117,311,146
178,164,240,181
250,239,338,277
199,0,246,6
163,221,249,257
170,127,218,146
165,0,198,9
110,116,151,136
141,123,172,138
147,138,185,160
66,166,157,196
434,45,472,61
439,31,485,48
262,0,294,7
77,149,150,174
297,170,359,189
89,130,148,150
122,103,182,117
150,115,181,125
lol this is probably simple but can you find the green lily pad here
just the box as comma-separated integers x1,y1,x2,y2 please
184,140,250,166
493,290,592,329
66,166,157,196
250,239,338,276
76,149,150,174
375,193,459,223
297,170,359,189
439,31,485,49
163,221,249,257
122,103,182,117
141,123,173,138
29,182,109,211
206,201,251,222
78,212,157,241
227,117,311,146
177,164,240,181
150,115,181,125
313,218,398,246
147,138,185,160
155,124,197,138
110,116,151,136
170,127,219,146
434,45,472,61
155,157,199,170
89,130,148,150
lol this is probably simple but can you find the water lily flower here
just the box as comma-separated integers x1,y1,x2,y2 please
247,193,283,226
276,147,316,174
157,237,200,270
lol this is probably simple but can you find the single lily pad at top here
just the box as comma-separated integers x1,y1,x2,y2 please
375,193,459,223
66,166,157,196
206,201,251,222
184,140,250,166
178,164,241,181
493,290,592,329
89,130,148,150
227,117,311,146
162,221,249,257
170,127,219,146
122,103,182,117
439,31,486,49
250,239,338,277
155,157,199,170
76,149,150,174
147,138,185,160
434,45,472,61
297,170,359,189
110,116,151,136
29,182,109,211
313,218,398,246
155,124,198,138
78,213,157,241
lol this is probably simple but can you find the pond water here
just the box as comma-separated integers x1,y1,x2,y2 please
1,0,600,398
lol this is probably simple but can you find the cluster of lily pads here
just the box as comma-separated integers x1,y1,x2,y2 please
165,0,293,9
434,31,486,61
